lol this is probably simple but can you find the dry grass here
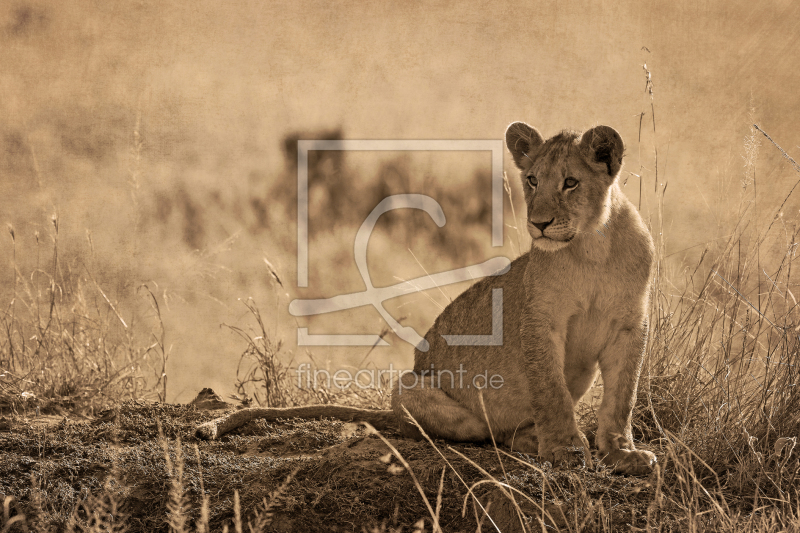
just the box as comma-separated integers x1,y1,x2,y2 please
0,217,165,416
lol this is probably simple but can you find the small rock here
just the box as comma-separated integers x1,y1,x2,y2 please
189,388,232,410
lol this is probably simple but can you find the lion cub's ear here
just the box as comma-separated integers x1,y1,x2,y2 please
505,122,545,170
579,125,625,178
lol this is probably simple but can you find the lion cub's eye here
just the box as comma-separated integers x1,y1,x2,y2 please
526,175,538,189
563,177,579,190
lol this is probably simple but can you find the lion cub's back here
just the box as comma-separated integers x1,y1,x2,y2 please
415,254,529,374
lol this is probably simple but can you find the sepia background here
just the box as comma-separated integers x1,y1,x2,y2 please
1,0,799,403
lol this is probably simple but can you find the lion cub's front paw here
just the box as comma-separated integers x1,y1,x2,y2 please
539,433,594,469
601,449,656,476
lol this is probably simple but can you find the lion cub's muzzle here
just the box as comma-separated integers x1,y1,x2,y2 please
527,219,574,251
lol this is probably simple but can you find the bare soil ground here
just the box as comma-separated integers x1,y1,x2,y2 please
0,398,657,532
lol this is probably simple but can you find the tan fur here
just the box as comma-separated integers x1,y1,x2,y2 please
195,122,656,475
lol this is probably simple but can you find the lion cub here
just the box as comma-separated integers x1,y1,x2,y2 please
196,122,656,475
391,123,656,475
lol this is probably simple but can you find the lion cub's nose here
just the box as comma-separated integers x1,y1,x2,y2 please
531,218,554,232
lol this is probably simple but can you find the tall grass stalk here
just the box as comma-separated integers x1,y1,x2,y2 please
159,423,188,533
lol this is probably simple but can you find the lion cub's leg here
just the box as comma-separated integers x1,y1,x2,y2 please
391,371,492,442
519,311,591,465
596,321,656,475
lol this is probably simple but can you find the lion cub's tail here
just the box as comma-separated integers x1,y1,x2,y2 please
195,405,396,440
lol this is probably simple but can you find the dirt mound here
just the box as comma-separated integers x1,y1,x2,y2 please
0,399,654,532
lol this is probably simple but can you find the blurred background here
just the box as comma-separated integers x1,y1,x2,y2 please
1,0,799,403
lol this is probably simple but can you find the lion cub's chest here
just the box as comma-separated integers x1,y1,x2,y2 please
564,290,621,358
527,248,640,354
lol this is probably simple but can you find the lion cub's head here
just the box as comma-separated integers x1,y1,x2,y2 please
505,122,624,252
